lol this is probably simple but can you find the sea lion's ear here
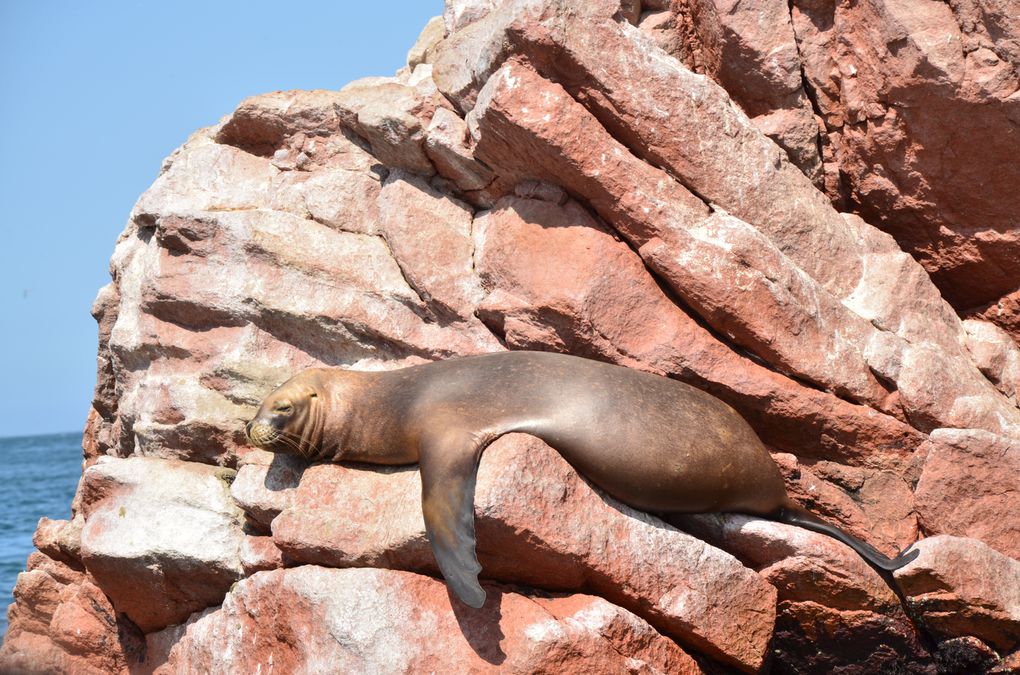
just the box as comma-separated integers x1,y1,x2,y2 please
418,428,487,608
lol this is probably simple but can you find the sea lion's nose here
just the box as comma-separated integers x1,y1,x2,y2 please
245,421,254,438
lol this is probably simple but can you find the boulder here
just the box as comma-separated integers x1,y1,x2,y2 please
915,429,1020,560
406,15,446,68
78,457,246,632
787,0,1020,316
267,434,777,672
895,536,1020,652
94,127,500,466
674,514,934,671
333,66,451,176
964,319,1020,403
0,553,143,674
229,448,303,531
144,567,703,674
469,55,1020,437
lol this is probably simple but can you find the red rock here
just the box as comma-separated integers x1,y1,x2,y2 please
813,460,919,551
229,448,303,531
674,514,898,608
672,512,934,669
32,515,84,567
78,457,246,633
376,170,483,320
269,434,777,672
971,289,1020,346
424,106,495,193
432,0,635,114
215,89,347,159
770,454,917,555
333,66,454,176
895,536,1020,652
637,8,677,55
443,0,503,34
238,536,284,575
145,566,703,674
682,0,823,182
0,553,142,674
469,56,1020,437
472,58,887,406
507,13,860,296
964,319,1020,404
750,106,824,185
787,0,1020,316
95,126,500,465
914,429,1020,560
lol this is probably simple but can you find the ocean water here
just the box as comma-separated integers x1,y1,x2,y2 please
0,432,82,639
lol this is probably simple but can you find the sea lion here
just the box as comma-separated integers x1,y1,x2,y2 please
246,350,918,608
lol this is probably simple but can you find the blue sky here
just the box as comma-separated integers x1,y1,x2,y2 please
0,1,442,437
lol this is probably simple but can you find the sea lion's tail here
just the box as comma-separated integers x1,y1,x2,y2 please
773,499,919,572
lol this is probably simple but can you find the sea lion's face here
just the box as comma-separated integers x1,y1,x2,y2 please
246,373,322,458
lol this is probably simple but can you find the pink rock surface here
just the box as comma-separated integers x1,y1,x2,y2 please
472,194,923,529
915,429,1020,560
406,15,445,69
652,0,1020,323
88,110,500,467
332,70,446,175
789,0,1020,316
964,319,1020,404
32,516,84,567
229,448,303,531
971,289,1020,345
425,105,495,194
269,434,777,672
145,566,703,674
469,55,1020,438
0,553,143,674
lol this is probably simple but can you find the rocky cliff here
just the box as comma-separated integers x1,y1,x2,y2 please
4,0,1020,672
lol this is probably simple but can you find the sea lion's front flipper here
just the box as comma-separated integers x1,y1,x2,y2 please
418,428,487,608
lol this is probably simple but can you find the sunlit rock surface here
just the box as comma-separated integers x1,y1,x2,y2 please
5,1,1020,672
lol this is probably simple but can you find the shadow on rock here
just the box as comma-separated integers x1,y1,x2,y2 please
448,584,507,665
263,452,309,491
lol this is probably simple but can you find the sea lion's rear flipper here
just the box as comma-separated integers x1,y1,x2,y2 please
775,500,919,572
419,428,487,609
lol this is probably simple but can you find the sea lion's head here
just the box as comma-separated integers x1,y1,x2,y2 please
246,370,325,459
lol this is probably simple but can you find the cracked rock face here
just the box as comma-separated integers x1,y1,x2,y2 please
4,0,1020,672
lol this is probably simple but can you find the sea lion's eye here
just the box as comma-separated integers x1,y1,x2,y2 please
309,392,318,399
273,402,294,414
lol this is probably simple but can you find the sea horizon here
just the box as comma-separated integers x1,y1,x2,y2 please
0,430,80,441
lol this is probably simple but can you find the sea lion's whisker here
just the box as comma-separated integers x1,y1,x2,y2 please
282,435,315,459
273,434,302,453
278,430,315,457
